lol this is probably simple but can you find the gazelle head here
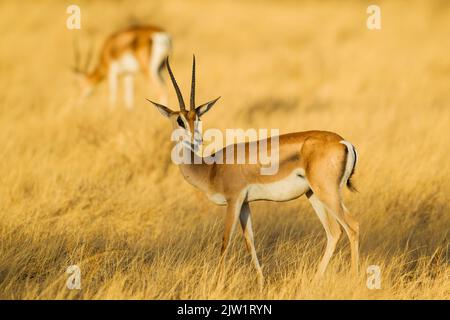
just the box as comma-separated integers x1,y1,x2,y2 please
148,56,220,149
72,40,95,100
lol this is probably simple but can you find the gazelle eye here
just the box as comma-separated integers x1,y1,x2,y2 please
177,116,186,128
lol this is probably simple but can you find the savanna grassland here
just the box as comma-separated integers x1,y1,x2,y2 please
0,0,448,299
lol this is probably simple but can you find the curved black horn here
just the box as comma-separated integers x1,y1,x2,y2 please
190,55,195,110
166,57,186,111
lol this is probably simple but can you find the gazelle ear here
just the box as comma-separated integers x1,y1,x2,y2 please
195,97,221,117
146,99,174,118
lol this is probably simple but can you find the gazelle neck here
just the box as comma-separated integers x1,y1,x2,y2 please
177,142,213,192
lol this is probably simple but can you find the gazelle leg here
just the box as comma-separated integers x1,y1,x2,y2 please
313,191,359,274
333,204,359,274
306,153,360,275
108,65,118,108
239,202,264,288
341,203,360,274
307,190,342,278
123,74,134,110
218,195,245,277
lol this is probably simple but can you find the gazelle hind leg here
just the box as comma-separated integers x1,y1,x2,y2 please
305,144,359,274
340,201,359,274
239,202,264,289
315,192,359,274
306,190,342,278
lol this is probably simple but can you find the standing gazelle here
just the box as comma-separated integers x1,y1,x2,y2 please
148,57,359,288
73,25,171,109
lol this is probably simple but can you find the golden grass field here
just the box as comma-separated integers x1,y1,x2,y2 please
0,0,448,299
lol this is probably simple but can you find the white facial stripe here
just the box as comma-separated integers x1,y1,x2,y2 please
194,118,203,142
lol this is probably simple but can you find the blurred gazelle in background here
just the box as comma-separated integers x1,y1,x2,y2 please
73,25,171,109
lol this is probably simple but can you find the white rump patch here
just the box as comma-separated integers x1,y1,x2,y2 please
150,32,172,74
339,140,357,188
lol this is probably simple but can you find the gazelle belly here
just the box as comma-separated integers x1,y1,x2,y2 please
116,53,139,74
247,169,310,202
208,193,228,205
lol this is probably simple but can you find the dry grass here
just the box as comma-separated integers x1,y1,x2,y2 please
0,0,449,299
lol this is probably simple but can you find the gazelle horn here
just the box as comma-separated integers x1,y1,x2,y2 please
190,55,196,110
166,57,186,111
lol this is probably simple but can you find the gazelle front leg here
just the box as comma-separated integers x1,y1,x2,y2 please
218,194,246,278
123,74,134,110
108,64,118,109
239,202,264,289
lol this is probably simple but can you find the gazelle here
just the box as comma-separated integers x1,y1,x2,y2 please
73,25,171,109
148,57,359,287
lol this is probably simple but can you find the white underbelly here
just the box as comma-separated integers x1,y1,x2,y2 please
208,193,227,205
205,169,309,205
247,169,310,202
115,53,139,74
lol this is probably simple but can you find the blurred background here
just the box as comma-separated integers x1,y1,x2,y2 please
0,0,448,299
